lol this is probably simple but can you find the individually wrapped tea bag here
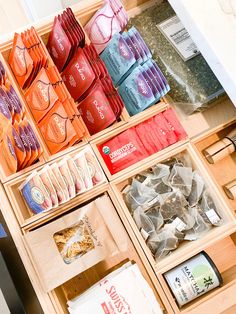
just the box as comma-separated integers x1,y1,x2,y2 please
123,179,158,212
168,164,193,196
188,171,205,206
200,190,221,226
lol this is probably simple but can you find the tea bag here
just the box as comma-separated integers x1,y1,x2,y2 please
200,190,221,226
160,190,187,221
133,207,155,236
185,206,212,240
168,164,193,196
124,179,158,211
145,206,164,231
188,171,205,206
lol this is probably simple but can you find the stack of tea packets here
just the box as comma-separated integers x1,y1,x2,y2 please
101,27,170,116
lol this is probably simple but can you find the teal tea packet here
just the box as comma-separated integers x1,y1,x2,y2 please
100,33,137,86
118,66,156,116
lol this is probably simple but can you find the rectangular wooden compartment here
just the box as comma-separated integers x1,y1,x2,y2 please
111,142,236,273
21,190,173,314
3,143,108,229
157,231,236,314
192,120,236,211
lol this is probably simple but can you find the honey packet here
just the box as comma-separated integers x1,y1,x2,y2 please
50,163,70,202
20,171,52,214
39,166,58,208
58,158,76,199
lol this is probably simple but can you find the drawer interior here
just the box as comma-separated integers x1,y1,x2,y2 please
194,122,236,211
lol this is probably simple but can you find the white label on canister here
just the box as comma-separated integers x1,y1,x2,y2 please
205,209,221,225
171,217,187,232
164,253,220,306
157,15,200,61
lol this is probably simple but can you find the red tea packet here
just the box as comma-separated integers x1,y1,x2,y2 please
47,17,72,72
152,113,177,147
78,82,116,135
162,108,187,141
62,48,95,101
98,128,149,174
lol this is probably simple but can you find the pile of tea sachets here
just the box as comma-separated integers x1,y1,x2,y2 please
0,60,42,174
99,108,187,174
20,147,105,214
123,154,222,260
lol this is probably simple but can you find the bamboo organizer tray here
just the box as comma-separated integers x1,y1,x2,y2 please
0,0,235,314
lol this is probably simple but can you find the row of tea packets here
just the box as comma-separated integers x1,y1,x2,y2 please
101,27,170,116
20,147,105,214
68,262,163,314
123,153,222,260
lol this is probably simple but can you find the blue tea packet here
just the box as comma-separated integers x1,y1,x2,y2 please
118,66,156,116
131,26,152,59
140,66,161,101
149,59,170,94
122,31,142,65
100,32,136,86
127,28,147,64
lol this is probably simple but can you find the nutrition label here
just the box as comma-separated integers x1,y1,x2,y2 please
157,15,200,61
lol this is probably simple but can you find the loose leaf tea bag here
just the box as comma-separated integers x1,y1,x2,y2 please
188,171,205,206
168,164,193,196
128,1,224,114
200,190,221,226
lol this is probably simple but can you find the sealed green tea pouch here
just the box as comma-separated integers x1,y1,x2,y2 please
128,1,225,114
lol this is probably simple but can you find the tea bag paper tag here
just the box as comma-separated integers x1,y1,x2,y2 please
205,209,221,225
171,217,186,232
140,228,150,242
157,15,200,61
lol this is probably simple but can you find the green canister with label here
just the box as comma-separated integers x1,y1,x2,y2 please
164,251,223,307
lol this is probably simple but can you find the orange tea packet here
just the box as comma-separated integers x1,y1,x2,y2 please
38,101,77,154
0,133,17,175
9,33,34,88
0,95,12,139
14,121,32,169
25,68,59,122
9,125,26,170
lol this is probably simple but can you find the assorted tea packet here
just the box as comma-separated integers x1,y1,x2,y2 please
24,195,128,291
0,60,42,175
67,262,163,314
20,146,106,215
98,108,187,174
122,153,222,260
84,0,129,54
